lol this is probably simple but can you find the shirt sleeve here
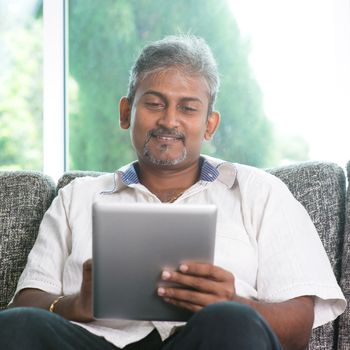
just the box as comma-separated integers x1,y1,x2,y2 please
13,186,72,297
245,172,346,328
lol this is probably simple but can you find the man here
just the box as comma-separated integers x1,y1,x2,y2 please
0,35,346,349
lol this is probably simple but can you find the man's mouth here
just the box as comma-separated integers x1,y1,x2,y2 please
154,135,183,142
149,129,185,143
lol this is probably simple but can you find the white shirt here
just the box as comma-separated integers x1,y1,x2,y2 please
14,156,346,348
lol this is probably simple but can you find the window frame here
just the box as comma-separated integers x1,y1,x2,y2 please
43,0,67,182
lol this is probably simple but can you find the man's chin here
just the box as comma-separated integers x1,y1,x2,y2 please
143,149,187,167
146,157,185,167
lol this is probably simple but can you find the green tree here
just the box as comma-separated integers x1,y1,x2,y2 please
69,0,274,171
0,14,42,170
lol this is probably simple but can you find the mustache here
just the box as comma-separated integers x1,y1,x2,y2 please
147,127,185,140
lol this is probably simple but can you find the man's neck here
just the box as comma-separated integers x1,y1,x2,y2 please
135,159,202,202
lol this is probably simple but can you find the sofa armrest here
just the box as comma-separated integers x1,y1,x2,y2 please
268,161,346,350
0,171,55,309
338,160,350,350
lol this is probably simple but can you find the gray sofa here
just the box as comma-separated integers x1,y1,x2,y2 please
0,161,349,349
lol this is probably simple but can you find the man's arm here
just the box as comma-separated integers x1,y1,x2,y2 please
235,295,314,350
157,262,314,350
11,260,93,323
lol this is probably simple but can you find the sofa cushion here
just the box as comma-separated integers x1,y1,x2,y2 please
0,171,55,309
337,160,350,350
268,161,346,350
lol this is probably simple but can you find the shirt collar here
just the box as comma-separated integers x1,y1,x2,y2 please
120,163,140,185
202,155,237,188
105,156,237,194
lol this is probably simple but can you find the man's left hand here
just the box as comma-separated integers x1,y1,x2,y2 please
157,262,235,312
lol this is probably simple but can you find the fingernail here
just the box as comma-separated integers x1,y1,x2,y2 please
162,270,171,280
179,264,188,273
158,287,165,296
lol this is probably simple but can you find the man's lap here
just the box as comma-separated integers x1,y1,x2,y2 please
0,302,282,350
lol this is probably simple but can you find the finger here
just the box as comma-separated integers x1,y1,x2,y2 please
161,270,235,300
158,286,218,307
161,270,219,294
163,297,202,313
82,261,92,279
83,259,92,273
179,262,234,282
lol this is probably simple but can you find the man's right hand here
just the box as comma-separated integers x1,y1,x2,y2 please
12,259,94,323
74,259,93,321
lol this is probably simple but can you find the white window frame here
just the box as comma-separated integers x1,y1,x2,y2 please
43,0,67,182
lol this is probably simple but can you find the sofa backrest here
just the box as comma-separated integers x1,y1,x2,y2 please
337,161,350,350
56,170,106,193
0,161,346,350
0,171,56,309
268,161,346,350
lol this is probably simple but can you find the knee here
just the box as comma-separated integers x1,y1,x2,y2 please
0,307,65,349
0,307,59,333
198,301,260,321
193,301,269,335
185,302,281,349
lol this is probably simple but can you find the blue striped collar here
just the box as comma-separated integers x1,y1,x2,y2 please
120,157,219,186
104,156,236,194
120,164,140,185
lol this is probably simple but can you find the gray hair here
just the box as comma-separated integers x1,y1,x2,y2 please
127,35,220,114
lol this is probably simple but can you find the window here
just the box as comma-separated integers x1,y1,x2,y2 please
0,0,43,170
66,0,350,173
2,0,349,178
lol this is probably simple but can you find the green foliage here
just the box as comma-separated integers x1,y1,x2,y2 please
68,0,274,171
0,18,43,170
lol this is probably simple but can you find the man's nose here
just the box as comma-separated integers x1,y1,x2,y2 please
157,105,180,128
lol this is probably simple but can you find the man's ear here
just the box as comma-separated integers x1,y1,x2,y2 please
119,97,131,129
204,111,220,140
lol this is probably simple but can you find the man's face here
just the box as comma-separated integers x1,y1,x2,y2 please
120,68,219,169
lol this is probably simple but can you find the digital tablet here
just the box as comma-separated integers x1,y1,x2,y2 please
92,201,217,321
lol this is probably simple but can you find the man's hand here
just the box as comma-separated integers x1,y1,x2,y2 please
12,259,94,323
73,259,93,321
157,262,314,350
157,262,235,312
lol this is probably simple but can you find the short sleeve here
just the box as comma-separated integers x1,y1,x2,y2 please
249,174,346,328
13,188,72,297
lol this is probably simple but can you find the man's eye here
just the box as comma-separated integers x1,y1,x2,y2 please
181,106,197,113
145,102,164,109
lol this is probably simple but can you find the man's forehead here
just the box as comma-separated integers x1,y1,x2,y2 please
142,90,204,104
142,67,205,82
136,67,210,99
